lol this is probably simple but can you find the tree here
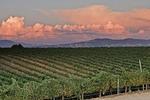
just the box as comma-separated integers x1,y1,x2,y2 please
120,71,132,93
0,84,9,100
140,69,150,91
0,78,22,100
78,78,91,100
11,44,24,49
59,78,75,100
129,70,145,91
91,72,108,97
91,72,117,96
107,74,117,95
22,81,40,100
37,78,61,100
66,75,82,100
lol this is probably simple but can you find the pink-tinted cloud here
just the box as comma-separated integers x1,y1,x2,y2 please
54,5,150,35
0,16,58,42
0,16,127,41
55,5,115,25
0,16,24,38
0,5,150,44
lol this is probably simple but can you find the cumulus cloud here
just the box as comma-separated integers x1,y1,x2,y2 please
0,16,58,42
0,16,127,42
0,5,150,44
54,5,150,35
0,16,24,38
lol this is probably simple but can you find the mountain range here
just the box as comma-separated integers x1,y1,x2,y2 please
1,38,150,48
48,38,150,48
0,40,33,48
0,40,16,48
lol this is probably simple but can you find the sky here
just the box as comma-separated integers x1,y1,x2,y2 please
0,0,150,44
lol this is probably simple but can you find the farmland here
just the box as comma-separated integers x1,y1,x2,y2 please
0,47,150,100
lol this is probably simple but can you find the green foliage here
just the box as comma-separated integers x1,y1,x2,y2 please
0,78,22,100
0,48,150,99
91,72,112,93
37,78,61,99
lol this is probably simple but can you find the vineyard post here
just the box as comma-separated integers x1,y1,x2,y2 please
139,59,142,72
139,59,145,91
117,77,120,95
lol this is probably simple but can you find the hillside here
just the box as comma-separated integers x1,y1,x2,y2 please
1,48,150,100
1,38,150,48
49,38,150,48
0,40,35,48
0,40,16,48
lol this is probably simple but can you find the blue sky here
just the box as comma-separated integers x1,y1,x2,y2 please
0,0,150,25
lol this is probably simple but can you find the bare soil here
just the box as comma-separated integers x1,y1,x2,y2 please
90,91,150,100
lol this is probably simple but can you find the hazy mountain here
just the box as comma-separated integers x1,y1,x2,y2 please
0,40,33,48
45,38,150,48
1,38,150,48
0,40,16,48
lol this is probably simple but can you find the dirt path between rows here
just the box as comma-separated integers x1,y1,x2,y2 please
90,91,150,100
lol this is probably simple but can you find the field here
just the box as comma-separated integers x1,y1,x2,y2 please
0,47,150,100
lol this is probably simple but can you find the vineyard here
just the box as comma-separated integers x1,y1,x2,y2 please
0,47,150,100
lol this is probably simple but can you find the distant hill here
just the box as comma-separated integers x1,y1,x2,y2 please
0,40,33,48
1,38,150,48
45,38,150,48
0,40,17,48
